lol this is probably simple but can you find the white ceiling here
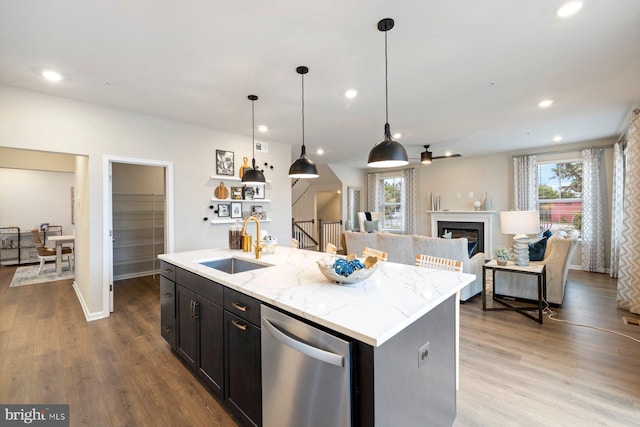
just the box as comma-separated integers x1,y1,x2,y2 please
1,1,639,167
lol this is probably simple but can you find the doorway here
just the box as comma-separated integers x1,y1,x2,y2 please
105,156,174,312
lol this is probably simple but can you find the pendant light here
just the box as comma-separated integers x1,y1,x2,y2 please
367,18,409,168
288,66,319,179
241,94,267,185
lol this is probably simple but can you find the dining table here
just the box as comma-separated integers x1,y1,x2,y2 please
48,234,75,275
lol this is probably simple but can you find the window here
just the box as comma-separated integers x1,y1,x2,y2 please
368,169,416,234
378,174,404,231
537,161,582,232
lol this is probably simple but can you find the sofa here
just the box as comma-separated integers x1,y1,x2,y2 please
493,232,578,306
343,231,484,301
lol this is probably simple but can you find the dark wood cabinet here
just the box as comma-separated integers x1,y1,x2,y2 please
224,309,262,427
174,268,225,399
160,261,177,350
161,262,261,426
160,276,176,350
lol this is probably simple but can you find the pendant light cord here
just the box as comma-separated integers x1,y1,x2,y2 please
385,29,389,124
301,72,305,149
251,98,256,168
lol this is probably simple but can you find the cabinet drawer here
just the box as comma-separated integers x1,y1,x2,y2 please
160,276,176,349
176,267,223,306
224,287,261,326
160,260,176,282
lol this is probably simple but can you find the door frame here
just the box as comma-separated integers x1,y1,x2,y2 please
103,155,174,313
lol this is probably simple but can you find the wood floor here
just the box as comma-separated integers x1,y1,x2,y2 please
1,266,639,426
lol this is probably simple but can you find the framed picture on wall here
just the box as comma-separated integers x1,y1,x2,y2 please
251,205,266,220
217,203,230,217
216,150,235,176
247,183,265,199
230,202,242,219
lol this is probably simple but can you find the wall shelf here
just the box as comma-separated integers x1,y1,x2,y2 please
210,175,271,183
210,219,272,225
211,198,271,203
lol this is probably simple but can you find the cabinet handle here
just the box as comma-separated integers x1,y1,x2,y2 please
190,300,195,318
231,319,247,331
231,302,247,312
193,301,200,319
163,268,172,274
162,325,173,333
163,293,172,299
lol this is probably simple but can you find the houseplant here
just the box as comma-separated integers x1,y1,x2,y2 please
495,245,513,266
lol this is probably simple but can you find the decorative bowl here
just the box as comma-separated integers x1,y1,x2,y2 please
316,256,378,285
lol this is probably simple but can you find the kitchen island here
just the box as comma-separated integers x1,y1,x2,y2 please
159,246,474,427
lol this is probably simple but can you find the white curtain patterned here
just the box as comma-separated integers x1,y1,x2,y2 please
610,141,625,278
513,155,538,210
617,109,640,314
581,148,606,272
366,172,380,212
402,168,417,235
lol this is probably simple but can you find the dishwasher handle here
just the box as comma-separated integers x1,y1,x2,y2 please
262,317,344,367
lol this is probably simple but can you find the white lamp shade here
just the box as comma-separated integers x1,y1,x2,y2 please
500,211,540,236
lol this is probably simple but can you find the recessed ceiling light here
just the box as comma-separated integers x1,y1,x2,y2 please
344,89,358,99
553,135,563,142
538,99,554,108
42,70,62,82
316,148,324,155
557,1,583,17
392,133,402,139
258,125,268,133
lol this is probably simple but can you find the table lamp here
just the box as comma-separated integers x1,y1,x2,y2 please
500,211,540,266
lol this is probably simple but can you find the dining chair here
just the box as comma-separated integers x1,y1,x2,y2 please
31,229,73,275
325,243,337,254
415,253,462,391
362,247,388,261
415,254,463,272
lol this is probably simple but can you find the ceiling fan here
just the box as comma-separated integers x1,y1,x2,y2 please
419,145,462,164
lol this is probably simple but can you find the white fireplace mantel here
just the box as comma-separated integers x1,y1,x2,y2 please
428,211,496,259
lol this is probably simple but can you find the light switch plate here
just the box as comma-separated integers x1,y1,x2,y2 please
418,341,430,368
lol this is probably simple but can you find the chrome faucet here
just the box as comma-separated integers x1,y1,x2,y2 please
241,216,263,259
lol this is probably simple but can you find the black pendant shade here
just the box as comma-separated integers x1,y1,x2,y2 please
368,123,409,168
242,94,266,185
367,18,409,168
288,66,319,179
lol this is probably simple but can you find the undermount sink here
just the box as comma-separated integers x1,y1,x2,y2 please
198,257,271,274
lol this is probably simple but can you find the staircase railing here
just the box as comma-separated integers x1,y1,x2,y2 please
319,219,343,253
292,218,318,250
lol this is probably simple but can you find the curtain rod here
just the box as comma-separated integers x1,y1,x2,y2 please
512,143,614,158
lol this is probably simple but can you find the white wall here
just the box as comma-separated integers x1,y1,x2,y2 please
0,168,74,233
0,84,292,319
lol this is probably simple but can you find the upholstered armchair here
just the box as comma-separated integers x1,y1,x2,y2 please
493,234,579,305
356,211,384,232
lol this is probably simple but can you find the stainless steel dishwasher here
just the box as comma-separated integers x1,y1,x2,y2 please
261,305,352,427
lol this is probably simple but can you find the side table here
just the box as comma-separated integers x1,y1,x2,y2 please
482,260,547,324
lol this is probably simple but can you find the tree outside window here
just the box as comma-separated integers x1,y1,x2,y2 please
379,175,403,230
538,161,582,232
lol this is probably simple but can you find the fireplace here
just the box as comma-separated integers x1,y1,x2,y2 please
437,221,484,257
429,211,495,259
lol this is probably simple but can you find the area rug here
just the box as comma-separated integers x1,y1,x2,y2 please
9,264,74,287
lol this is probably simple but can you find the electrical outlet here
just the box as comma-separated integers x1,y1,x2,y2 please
418,341,430,368
456,192,461,198
468,191,474,198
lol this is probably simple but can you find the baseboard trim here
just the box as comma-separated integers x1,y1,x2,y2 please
72,281,109,322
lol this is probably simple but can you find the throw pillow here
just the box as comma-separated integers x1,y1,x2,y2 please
363,220,380,233
442,232,452,239
529,237,548,261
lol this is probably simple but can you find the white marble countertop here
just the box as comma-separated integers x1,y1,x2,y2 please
159,247,475,347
